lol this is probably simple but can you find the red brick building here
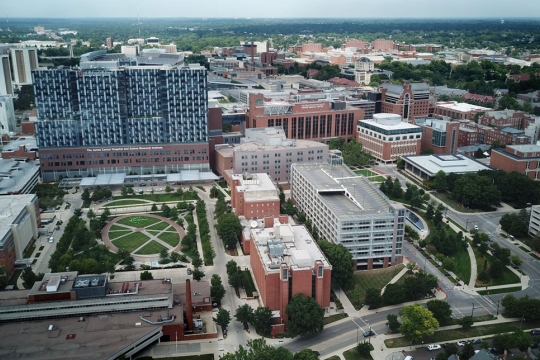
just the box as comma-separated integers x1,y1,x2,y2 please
461,93,495,105
433,101,493,120
357,113,422,163
301,41,323,53
230,173,280,220
414,118,460,154
372,39,394,52
478,110,527,129
245,93,363,142
378,80,431,123
244,216,331,333
491,144,540,180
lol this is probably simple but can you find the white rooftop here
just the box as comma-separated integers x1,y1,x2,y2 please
403,154,491,176
436,101,492,112
0,195,37,245
232,173,279,202
360,113,421,130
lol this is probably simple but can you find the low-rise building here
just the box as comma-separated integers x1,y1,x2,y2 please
291,161,405,270
433,101,493,120
245,216,331,333
402,154,492,181
230,173,280,220
491,144,540,180
414,117,460,154
0,195,40,278
357,113,422,163
0,137,41,195
478,110,527,129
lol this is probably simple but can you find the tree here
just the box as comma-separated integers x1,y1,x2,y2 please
427,299,452,325
81,188,91,203
87,209,96,219
410,195,423,209
192,256,203,269
421,148,434,155
210,274,226,303
219,338,293,360
21,267,43,287
140,270,153,280
192,268,205,281
356,342,374,358
458,316,474,329
425,203,435,220
387,314,401,332
383,283,406,305
293,349,319,360
364,287,383,309
151,203,158,212
461,343,476,360
253,306,273,336
432,170,447,192
399,304,439,343
169,252,180,263
392,178,403,198
285,294,324,338
73,208,83,217
213,308,232,330
235,304,254,330
216,213,242,248
511,255,523,267
159,248,169,260
316,240,353,289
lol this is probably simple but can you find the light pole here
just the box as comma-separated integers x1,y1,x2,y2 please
496,300,500,317
466,218,470,231
471,303,475,317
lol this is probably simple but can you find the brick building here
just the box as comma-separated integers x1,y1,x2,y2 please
0,195,40,278
244,216,331,333
433,101,493,120
414,117,460,154
461,93,495,105
378,80,431,123
301,41,323,53
478,110,527,129
357,113,422,163
458,121,531,147
491,144,540,180
245,93,363,142
344,39,367,51
215,127,328,187
230,173,280,220
372,39,394,52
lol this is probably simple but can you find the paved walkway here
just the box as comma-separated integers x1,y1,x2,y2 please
467,243,477,288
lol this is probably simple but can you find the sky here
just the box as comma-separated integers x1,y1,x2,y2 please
3,0,540,19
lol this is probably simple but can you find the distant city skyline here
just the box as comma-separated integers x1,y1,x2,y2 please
2,0,540,19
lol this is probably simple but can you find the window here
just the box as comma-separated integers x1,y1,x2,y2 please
318,266,323,277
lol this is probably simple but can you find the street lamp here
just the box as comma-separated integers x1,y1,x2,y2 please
471,303,475,317
466,219,470,231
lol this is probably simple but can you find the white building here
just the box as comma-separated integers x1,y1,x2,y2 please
0,96,16,134
529,205,540,236
10,47,39,85
291,161,405,270
402,154,492,180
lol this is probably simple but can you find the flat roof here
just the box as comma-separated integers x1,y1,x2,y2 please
506,144,540,152
0,158,40,195
1,137,38,153
358,118,421,131
0,307,181,360
436,101,492,112
293,163,394,217
251,221,331,273
0,194,37,245
403,154,492,177
28,271,79,297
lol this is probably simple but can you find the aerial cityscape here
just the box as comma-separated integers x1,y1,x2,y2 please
1,2,540,360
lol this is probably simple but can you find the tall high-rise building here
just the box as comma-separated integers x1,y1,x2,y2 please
32,50,210,181
106,37,114,49
10,47,39,85
0,95,16,134
0,54,13,95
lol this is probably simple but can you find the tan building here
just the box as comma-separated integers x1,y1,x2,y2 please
230,173,281,220
357,113,422,163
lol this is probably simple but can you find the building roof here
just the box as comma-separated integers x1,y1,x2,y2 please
432,85,468,97
359,113,421,131
403,154,492,177
483,110,523,119
470,349,497,360
457,144,491,152
292,163,396,217
1,137,38,153
232,173,279,202
0,194,37,245
500,127,524,134
436,101,492,112
0,158,40,195
251,220,331,273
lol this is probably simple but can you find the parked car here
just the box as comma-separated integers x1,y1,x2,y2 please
457,341,466,347
187,268,192,275
472,338,482,344
530,329,540,335
48,236,54,243
55,226,60,230
404,357,413,360
474,225,479,230
311,350,320,357
363,330,375,337
151,183,157,186
428,344,442,351
140,183,146,187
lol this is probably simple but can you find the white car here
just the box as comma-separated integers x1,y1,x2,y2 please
157,188,163,192
457,341,466,346
428,344,441,351
474,225,479,230
48,236,54,243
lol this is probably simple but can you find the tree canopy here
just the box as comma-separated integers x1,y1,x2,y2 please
285,294,325,338
399,304,439,343
316,239,353,289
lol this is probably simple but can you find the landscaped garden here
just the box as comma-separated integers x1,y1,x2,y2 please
105,215,183,256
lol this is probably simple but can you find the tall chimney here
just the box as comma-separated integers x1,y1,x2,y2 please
185,279,193,331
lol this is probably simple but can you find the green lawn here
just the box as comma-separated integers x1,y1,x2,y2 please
384,320,540,348
135,354,214,360
477,286,522,295
157,232,180,247
108,230,131,240
111,232,150,253
432,192,495,214
473,248,520,287
345,265,404,308
354,169,376,177
114,193,199,202
135,240,168,255
146,221,171,231
104,199,148,207
110,224,129,231
241,270,257,297
116,216,161,228
453,247,472,284
147,230,161,236
343,348,373,360
369,176,386,183
323,313,348,325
